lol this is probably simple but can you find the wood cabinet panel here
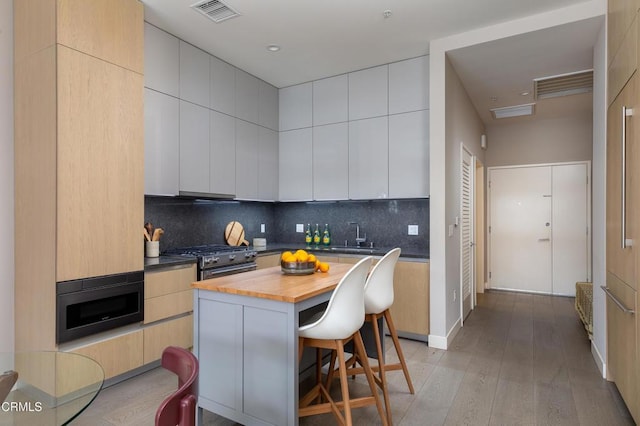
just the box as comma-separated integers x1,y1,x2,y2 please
145,264,196,298
56,45,144,281
144,290,193,324
608,0,638,67
57,0,143,74
256,254,281,270
144,315,194,364
607,75,638,289
608,16,637,106
13,0,56,62
390,261,430,336
72,331,143,379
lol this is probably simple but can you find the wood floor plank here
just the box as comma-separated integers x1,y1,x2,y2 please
489,378,535,425
534,381,580,426
443,370,498,426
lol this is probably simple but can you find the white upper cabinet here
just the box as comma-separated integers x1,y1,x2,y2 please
389,56,429,114
313,123,349,200
179,41,210,108
144,23,179,96
348,65,388,120
313,75,348,126
179,101,210,194
235,69,259,124
210,56,235,116
259,81,279,131
210,110,236,196
279,128,313,200
349,116,388,199
235,120,259,199
389,111,429,198
258,127,279,200
279,83,312,131
144,89,179,196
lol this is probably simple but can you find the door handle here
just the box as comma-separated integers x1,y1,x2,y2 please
622,106,633,248
601,286,635,315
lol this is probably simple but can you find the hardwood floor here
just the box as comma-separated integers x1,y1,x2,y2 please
73,291,634,425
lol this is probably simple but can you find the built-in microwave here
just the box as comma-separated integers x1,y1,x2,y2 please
56,271,144,344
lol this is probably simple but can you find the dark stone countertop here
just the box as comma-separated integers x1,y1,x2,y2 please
144,255,197,271
253,243,428,260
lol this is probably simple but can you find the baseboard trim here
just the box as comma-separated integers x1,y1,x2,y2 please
591,341,606,379
428,318,462,350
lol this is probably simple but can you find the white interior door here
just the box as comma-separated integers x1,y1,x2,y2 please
461,146,474,322
489,166,553,293
552,163,589,295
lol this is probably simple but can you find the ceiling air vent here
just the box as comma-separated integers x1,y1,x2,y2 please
191,0,240,23
534,69,593,100
490,103,535,120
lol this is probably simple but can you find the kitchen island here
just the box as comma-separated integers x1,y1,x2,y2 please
192,263,354,426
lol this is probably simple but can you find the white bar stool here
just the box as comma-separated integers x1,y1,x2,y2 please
327,248,414,425
298,257,388,426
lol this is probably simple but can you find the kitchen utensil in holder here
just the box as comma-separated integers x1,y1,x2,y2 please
146,241,159,258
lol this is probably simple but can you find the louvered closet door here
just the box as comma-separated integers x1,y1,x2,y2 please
461,147,474,320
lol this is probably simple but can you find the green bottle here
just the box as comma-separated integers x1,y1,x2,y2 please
304,224,312,246
312,224,321,246
322,224,331,247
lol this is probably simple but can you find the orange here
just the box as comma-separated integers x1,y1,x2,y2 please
315,260,321,271
319,262,330,273
283,253,297,263
281,251,293,261
294,249,308,257
296,251,309,262
308,254,317,263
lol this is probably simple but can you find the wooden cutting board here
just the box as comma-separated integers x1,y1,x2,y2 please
225,221,249,246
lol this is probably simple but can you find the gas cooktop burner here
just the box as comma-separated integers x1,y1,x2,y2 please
163,244,252,257
163,244,258,280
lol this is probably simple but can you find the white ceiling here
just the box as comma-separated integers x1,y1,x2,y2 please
142,0,595,89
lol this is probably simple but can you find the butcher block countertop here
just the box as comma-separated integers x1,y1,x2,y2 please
192,262,353,303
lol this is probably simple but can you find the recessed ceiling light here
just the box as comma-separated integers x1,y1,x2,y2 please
490,103,536,119
267,45,280,52
383,10,392,18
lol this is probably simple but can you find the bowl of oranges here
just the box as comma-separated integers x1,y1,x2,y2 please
281,250,330,275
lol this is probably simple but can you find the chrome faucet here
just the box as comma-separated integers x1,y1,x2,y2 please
348,222,367,247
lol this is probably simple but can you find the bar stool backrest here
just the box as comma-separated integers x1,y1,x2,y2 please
298,257,372,340
364,248,401,314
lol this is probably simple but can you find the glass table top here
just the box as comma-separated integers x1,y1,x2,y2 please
0,351,104,426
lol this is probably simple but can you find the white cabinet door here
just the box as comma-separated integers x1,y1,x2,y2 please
313,123,348,200
258,127,279,201
349,117,388,199
210,110,236,196
235,120,259,199
313,75,348,126
348,65,388,120
179,41,210,108
279,83,312,131
235,70,259,124
389,111,429,198
210,56,235,116
144,23,179,97
259,81,279,131
179,101,210,194
279,128,313,200
389,56,429,114
144,89,179,195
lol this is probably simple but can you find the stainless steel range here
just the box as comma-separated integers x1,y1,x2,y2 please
163,244,258,280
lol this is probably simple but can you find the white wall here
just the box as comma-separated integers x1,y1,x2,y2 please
485,115,593,167
429,0,606,349
0,1,14,353
591,21,607,377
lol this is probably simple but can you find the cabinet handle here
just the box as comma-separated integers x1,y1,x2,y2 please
601,286,635,315
622,106,633,248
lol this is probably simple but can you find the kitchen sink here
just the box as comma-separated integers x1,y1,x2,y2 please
329,246,382,255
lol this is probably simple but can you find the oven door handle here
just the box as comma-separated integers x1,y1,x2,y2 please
201,263,257,280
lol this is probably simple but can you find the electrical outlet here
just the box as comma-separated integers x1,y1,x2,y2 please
260,224,265,233
408,225,419,235
453,290,457,301
296,224,304,233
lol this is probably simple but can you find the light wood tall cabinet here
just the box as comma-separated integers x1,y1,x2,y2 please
14,0,144,351
606,1,640,421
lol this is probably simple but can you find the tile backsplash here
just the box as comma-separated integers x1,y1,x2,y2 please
145,196,429,256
